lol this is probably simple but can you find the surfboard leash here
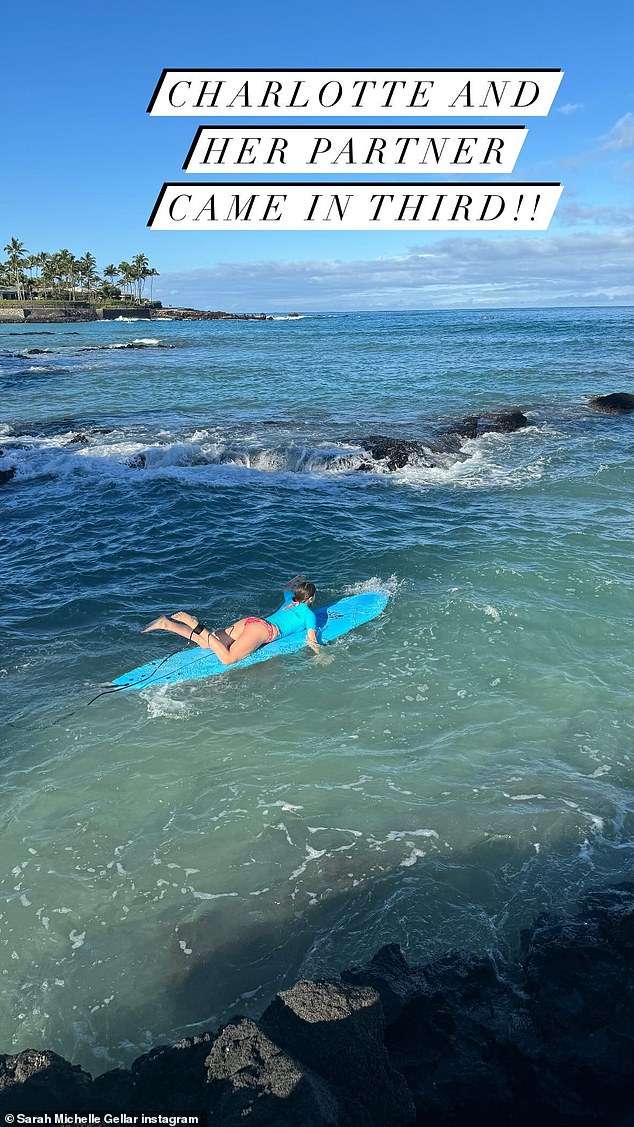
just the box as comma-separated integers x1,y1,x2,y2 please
5,652,180,732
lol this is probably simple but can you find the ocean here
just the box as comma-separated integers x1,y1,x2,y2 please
1,307,633,1074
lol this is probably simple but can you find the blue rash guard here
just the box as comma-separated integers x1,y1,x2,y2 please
265,590,317,639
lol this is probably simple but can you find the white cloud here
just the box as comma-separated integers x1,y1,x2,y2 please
599,112,634,151
155,231,634,312
557,102,584,115
557,202,634,227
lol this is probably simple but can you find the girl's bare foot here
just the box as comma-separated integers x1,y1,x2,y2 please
141,615,168,633
171,611,198,628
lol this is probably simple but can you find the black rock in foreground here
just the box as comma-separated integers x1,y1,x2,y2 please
2,885,634,1125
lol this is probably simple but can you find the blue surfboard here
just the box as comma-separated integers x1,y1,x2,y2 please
112,591,389,690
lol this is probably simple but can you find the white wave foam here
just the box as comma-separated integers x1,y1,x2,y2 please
401,848,428,867
389,431,547,491
271,314,305,321
189,889,239,901
0,422,547,494
107,337,163,349
386,829,439,842
289,845,327,882
483,605,501,621
343,575,402,599
140,685,194,719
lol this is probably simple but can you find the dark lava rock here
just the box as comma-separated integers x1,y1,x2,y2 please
358,434,436,471
130,1031,216,1115
0,1049,92,1114
4,887,634,1123
449,415,480,439
387,953,536,1123
205,1017,339,1126
342,943,429,1024
69,432,88,444
487,409,529,432
521,886,634,1108
447,410,529,437
152,308,271,322
582,883,634,955
261,979,414,1127
588,392,634,414
88,1067,136,1112
357,412,528,473
0,467,16,485
127,453,146,469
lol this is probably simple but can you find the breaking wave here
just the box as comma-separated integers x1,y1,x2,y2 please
0,420,547,491
78,339,174,351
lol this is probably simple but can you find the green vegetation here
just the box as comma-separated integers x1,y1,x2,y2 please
0,239,160,304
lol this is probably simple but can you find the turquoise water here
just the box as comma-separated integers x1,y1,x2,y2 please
1,308,633,1073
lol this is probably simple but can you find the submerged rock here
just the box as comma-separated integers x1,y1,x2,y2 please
0,466,16,485
588,392,634,414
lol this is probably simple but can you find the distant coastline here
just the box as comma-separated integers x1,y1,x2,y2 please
0,303,273,324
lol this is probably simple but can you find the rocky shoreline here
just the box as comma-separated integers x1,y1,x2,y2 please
0,304,272,324
1,884,633,1124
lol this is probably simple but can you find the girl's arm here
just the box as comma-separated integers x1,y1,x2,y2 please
306,628,320,653
282,575,305,590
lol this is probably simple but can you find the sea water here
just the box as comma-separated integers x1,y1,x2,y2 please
0,308,633,1072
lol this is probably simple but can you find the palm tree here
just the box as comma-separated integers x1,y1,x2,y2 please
56,249,78,300
44,252,64,299
117,260,134,302
147,266,159,302
3,237,27,300
130,253,150,302
77,252,98,300
0,244,160,305
103,263,119,286
35,252,51,298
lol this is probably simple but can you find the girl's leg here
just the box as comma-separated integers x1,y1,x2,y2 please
142,612,225,649
141,614,200,643
141,613,259,661
209,620,271,665
172,612,242,647
171,611,199,630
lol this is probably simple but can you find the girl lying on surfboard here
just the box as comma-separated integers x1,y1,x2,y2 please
142,578,320,666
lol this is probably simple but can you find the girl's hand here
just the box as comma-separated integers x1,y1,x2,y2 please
281,574,306,589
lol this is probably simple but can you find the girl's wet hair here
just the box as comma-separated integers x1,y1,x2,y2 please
292,580,316,603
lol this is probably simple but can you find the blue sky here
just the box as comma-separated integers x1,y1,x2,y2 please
2,0,633,310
